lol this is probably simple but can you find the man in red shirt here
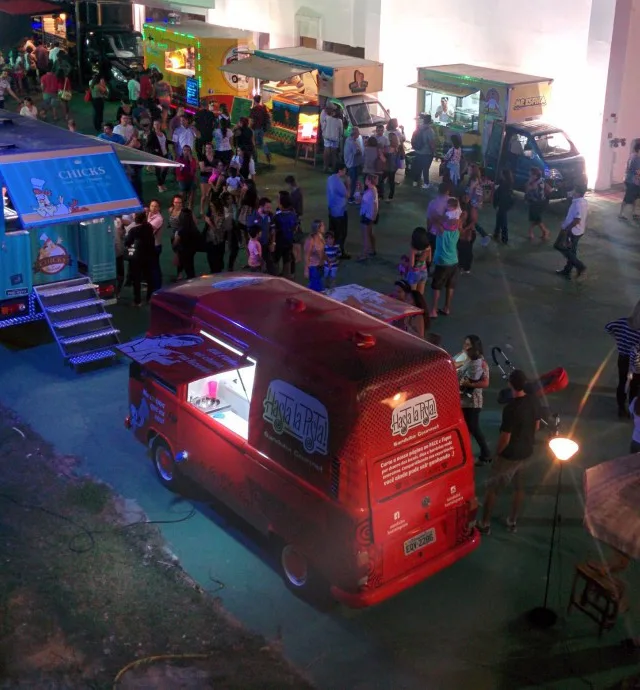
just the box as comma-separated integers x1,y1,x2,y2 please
139,69,154,107
40,70,60,120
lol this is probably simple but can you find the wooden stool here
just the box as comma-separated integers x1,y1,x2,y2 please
568,562,627,636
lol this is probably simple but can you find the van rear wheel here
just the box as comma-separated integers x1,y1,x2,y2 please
276,541,334,609
153,439,181,491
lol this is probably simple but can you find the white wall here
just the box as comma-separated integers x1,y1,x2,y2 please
596,0,640,188
377,0,616,186
206,0,379,50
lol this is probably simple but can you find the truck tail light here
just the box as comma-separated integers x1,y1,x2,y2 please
98,283,116,298
454,498,478,544
355,519,382,591
0,301,27,317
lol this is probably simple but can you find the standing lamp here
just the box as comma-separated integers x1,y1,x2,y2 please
528,437,580,628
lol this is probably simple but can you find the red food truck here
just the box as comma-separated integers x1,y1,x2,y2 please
118,275,479,606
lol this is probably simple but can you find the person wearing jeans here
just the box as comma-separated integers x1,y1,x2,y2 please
344,127,364,203
411,114,436,188
605,301,640,418
556,184,588,279
249,95,272,164
327,164,350,258
456,335,492,464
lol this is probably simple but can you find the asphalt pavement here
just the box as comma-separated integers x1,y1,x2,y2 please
0,99,639,689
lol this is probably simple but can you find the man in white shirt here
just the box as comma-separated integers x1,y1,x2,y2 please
322,107,343,173
113,114,135,145
435,97,452,123
172,115,197,157
556,184,588,279
48,42,61,66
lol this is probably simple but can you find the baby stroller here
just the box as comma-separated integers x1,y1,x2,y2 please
491,346,569,435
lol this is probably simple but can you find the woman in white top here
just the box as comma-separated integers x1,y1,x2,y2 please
147,199,164,255
147,199,164,291
213,119,233,166
19,97,38,119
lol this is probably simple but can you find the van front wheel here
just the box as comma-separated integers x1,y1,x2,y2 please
153,439,181,491
281,544,309,588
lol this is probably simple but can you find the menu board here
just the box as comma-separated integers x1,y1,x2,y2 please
186,77,200,108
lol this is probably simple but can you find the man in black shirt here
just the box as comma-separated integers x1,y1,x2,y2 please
194,101,216,158
477,370,540,535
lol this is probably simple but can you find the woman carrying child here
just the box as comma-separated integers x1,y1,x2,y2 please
456,334,492,465
407,226,431,294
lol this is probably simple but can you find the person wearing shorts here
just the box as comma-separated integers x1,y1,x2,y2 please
477,369,540,535
430,199,460,317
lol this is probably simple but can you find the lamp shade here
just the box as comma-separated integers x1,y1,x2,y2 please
548,437,579,462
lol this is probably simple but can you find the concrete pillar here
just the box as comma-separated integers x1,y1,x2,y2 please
595,0,640,190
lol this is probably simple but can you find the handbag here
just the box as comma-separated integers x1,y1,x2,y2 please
553,227,569,252
84,87,92,103
58,78,72,101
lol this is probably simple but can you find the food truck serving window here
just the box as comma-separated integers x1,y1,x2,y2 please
117,332,256,440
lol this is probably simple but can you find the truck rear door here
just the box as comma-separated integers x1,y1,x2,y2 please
367,428,474,583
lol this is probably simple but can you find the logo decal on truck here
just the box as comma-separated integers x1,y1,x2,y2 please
391,393,438,437
263,380,329,455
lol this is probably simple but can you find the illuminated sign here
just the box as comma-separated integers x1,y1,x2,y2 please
296,107,320,145
186,77,200,107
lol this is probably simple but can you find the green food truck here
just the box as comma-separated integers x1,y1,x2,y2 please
410,64,587,197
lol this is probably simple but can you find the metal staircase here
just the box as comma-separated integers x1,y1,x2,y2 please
33,277,120,370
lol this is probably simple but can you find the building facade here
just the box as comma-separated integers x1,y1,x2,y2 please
139,0,639,190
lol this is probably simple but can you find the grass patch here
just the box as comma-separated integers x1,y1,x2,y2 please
65,480,111,514
0,407,314,689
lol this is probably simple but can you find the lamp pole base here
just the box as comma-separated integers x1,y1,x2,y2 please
527,606,558,629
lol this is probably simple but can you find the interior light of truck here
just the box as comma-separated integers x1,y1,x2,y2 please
199,330,244,357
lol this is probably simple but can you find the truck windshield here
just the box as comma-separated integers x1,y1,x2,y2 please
104,32,143,59
534,131,577,159
346,101,389,128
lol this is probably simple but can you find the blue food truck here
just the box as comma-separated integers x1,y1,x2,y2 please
0,111,173,368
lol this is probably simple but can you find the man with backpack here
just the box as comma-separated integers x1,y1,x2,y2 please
411,114,436,189
249,94,272,165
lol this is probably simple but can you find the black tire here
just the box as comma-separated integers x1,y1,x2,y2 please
275,539,334,609
152,438,181,491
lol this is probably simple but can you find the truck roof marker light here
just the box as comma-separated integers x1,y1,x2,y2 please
200,330,244,357
286,297,306,313
353,332,376,349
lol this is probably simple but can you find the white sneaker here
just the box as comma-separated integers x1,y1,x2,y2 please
412,181,419,188
422,183,431,190
481,236,491,247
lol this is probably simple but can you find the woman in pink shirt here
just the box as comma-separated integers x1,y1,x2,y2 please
176,145,198,210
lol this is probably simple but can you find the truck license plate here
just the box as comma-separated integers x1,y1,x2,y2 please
403,528,436,556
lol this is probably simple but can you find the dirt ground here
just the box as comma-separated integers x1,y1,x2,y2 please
0,404,314,690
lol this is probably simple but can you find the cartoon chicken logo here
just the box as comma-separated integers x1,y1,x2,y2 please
33,232,71,275
31,177,71,218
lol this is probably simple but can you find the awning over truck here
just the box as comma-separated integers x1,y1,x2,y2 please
117,332,250,387
408,80,478,98
0,145,141,228
219,55,310,82
0,111,148,228
89,138,183,168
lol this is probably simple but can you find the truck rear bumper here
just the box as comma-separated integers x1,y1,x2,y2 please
330,531,480,608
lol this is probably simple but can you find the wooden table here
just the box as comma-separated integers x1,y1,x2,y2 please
325,284,422,323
